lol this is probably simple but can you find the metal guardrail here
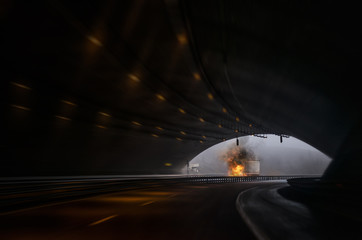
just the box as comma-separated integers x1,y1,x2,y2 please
0,175,310,196
183,175,308,183
0,175,313,214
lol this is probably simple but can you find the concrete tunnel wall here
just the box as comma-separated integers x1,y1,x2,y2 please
1,0,362,180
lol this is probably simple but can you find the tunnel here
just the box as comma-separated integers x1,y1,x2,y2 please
1,0,362,239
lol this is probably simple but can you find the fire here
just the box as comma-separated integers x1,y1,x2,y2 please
229,164,246,176
221,144,256,176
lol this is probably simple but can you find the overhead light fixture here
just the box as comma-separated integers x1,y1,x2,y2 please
156,94,166,101
61,100,77,106
10,82,31,90
98,112,111,117
178,108,186,114
193,73,201,80
11,104,30,111
207,93,214,100
55,115,71,121
177,33,188,45
128,74,140,82
87,35,103,47
132,121,142,126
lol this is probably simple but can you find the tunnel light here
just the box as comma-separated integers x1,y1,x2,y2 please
249,124,253,128
55,115,71,121
218,124,222,128
156,94,166,101
177,33,188,45
11,104,30,111
155,126,163,131
132,121,142,126
193,73,201,81
180,131,186,135
164,163,172,167
98,112,111,117
207,93,214,100
178,108,186,114
176,137,182,141
199,117,205,123
222,107,227,113
151,134,159,138
235,129,239,133
199,140,203,144
61,100,77,106
87,35,103,47
96,124,106,129
10,82,31,90
235,117,240,122
128,74,140,82
202,135,206,139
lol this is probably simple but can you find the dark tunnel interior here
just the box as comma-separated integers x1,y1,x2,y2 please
2,0,362,179
2,1,362,239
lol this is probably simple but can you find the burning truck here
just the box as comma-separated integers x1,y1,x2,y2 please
221,145,260,176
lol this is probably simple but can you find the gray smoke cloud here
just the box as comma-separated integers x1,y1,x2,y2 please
219,143,257,176
182,135,331,176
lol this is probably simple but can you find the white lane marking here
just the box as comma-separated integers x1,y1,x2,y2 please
235,187,269,240
89,214,118,226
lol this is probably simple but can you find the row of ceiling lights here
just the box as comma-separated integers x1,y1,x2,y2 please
10,79,256,143
9,80,214,142
85,32,248,136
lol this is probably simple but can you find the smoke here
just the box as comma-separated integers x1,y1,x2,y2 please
220,145,256,165
219,143,257,176
183,135,331,176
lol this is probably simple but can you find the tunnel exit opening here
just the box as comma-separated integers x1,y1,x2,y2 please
183,135,331,177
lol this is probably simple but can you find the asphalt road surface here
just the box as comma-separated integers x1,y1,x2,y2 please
0,181,282,240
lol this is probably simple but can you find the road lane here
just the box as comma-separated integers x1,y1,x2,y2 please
0,181,283,239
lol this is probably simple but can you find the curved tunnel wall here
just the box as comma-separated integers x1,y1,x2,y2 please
184,136,331,176
1,0,362,180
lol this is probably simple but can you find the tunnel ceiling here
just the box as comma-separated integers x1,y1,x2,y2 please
2,0,362,176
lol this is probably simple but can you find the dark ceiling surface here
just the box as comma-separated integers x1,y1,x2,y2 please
1,0,361,179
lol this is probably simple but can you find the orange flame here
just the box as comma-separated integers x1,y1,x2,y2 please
221,145,255,176
229,164,246,176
